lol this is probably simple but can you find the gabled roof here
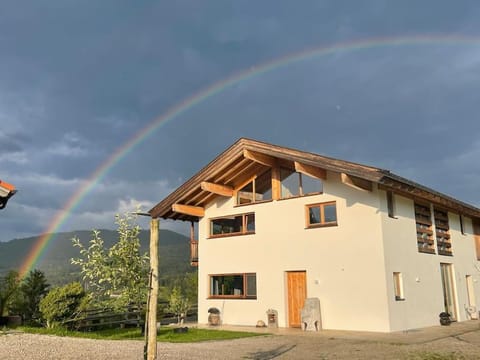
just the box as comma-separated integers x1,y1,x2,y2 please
149,138,480,221
0,179,17,210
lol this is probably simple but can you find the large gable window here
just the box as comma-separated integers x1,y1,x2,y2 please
210,213,255,237
209,273,257,299
237,170,272,204
280,168,323,199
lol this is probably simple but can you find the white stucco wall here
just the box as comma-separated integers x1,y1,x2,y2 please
197,171,392,332
379,191,480,331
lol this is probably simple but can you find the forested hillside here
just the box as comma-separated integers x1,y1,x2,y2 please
0,229,192,285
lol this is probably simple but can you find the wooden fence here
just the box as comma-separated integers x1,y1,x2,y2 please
63,303,198,331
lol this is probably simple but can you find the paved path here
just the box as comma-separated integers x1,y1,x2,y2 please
2,321,480,359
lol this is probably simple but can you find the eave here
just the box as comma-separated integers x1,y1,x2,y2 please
149,138,480,222
0,180,17,210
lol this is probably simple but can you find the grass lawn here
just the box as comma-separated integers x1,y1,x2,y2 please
18,326,267,343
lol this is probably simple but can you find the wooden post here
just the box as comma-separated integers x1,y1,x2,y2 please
272,166,281,200
146,218,159,360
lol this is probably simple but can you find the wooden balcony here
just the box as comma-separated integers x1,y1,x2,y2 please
189,221,199,267
190,240,198,267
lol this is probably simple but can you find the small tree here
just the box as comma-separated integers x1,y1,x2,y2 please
0,270,20,317
19,269,50,324
39,282,85,328
182,272,198,307
71,211,149,309
167,286,190,324
167,272,198,308
71,229,109,301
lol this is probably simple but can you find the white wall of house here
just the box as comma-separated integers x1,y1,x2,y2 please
379,191,480,331
196,170,480,332
197,171,394,332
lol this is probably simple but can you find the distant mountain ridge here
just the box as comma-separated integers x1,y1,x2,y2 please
0,229,192,285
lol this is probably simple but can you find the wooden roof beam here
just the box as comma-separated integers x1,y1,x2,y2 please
243,149,278,167
172,204,205,217
200,181,233,197
226,162,263,187
341,173,373,192
215,158,251,184
294,161,327,180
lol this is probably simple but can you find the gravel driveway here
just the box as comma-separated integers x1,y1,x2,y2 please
3,323,480,359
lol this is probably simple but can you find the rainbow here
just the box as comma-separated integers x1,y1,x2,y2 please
18,34,480,278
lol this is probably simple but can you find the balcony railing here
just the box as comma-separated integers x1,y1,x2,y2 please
190,240,198,266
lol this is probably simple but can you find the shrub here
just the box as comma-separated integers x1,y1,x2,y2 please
39,282,85,328
167,286,190,324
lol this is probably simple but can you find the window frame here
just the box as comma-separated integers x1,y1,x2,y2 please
235,170,273,206
305,201,338,228
474,220,480,261
386,191,397,219
460,214,466,235
393,272,405,301
280,167,323,200
209,212,255,238
208,273,257,299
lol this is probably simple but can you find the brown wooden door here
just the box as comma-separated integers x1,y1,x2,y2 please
440,263,458,321
287,271,307,327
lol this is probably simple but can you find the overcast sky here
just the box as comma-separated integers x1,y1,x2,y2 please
1,1,480,241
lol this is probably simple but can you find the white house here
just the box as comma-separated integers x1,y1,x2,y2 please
149,138,480,332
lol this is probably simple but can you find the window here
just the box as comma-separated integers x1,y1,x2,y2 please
280,168,322,199
209,273,257,299
414,203,435,254
210,213,255,237
387,191,396,218
435,208,452,256
237,170,272,204
393,272,405,301
460,214,466,235
474,220,480,261
306,201,337,228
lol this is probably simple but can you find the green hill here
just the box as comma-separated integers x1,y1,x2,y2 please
0,229,193,285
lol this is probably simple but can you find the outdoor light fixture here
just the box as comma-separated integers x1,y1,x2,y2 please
0,180,17,210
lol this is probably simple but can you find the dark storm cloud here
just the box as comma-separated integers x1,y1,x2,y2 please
1,0,480,241
0,132,24,153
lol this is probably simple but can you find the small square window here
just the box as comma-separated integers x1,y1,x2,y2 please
306,202,337,228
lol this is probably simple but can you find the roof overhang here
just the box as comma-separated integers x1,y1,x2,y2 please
149,138,480,221
0,180,17,210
